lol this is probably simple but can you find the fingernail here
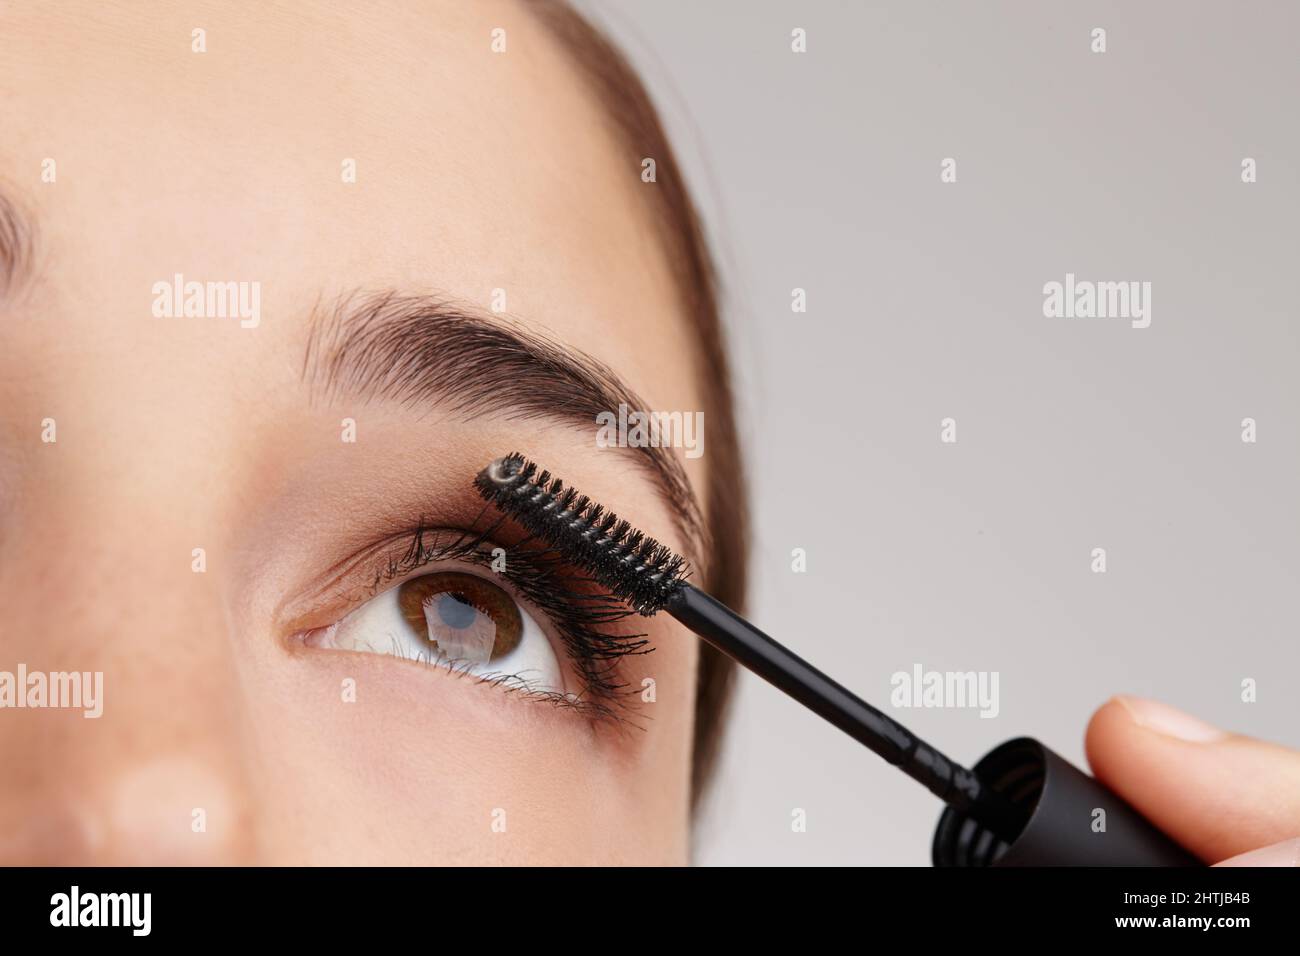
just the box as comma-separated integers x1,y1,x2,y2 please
1215,838,1300,868
1114,696,1228,743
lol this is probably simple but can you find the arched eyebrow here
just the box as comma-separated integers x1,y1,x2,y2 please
301,289,708,564
0,189,36,299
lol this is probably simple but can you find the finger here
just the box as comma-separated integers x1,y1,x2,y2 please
1214,837,1300,867
1084,696,1300,863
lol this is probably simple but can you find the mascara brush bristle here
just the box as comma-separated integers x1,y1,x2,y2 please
474,453,689,615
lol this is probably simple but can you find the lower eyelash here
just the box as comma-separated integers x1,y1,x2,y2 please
386,647,628,722
373,516,655,722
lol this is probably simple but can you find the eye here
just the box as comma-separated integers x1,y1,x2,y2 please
307,570,566,694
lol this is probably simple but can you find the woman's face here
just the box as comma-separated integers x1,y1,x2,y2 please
0,1,707,863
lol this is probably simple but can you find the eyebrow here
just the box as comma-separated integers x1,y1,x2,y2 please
302,289,708,562
0,188,37,299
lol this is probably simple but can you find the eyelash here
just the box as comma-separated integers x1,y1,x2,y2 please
356,515,654,723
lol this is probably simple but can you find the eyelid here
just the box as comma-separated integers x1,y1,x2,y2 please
279,525,494,631
285,521,654,721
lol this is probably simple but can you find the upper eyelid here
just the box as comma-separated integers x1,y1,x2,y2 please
281,523,498,625
373,533,502,597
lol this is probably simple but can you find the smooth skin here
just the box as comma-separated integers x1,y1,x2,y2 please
0,2,1295,866
0,0,704,864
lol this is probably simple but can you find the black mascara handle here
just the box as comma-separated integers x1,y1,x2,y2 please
666,584,1025,842
933,737,1201,866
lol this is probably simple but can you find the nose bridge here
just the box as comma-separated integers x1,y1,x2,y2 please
0,470,259,864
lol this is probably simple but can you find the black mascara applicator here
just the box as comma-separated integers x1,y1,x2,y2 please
476,453,1198,866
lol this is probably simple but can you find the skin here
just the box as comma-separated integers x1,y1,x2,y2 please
0,2,1294,867
0,0,704,864
1087,697,1300,867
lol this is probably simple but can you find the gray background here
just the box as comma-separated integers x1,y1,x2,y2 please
576,0,1300,865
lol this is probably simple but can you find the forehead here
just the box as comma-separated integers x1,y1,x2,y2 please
0,0,692,410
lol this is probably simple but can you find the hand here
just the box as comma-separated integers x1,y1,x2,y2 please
1086,696,1300,866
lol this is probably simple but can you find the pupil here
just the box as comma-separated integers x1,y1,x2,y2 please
437,593,478,630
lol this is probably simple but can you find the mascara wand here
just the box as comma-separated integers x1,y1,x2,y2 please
475,453,1198,866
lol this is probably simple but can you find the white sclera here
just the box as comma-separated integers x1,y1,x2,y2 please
320,577,566,694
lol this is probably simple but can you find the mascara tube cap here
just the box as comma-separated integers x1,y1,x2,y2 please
931,737,1199,866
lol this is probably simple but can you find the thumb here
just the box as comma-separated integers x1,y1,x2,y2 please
1084,696,1300,864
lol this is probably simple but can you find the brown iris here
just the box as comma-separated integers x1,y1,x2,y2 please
397,572,522,663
